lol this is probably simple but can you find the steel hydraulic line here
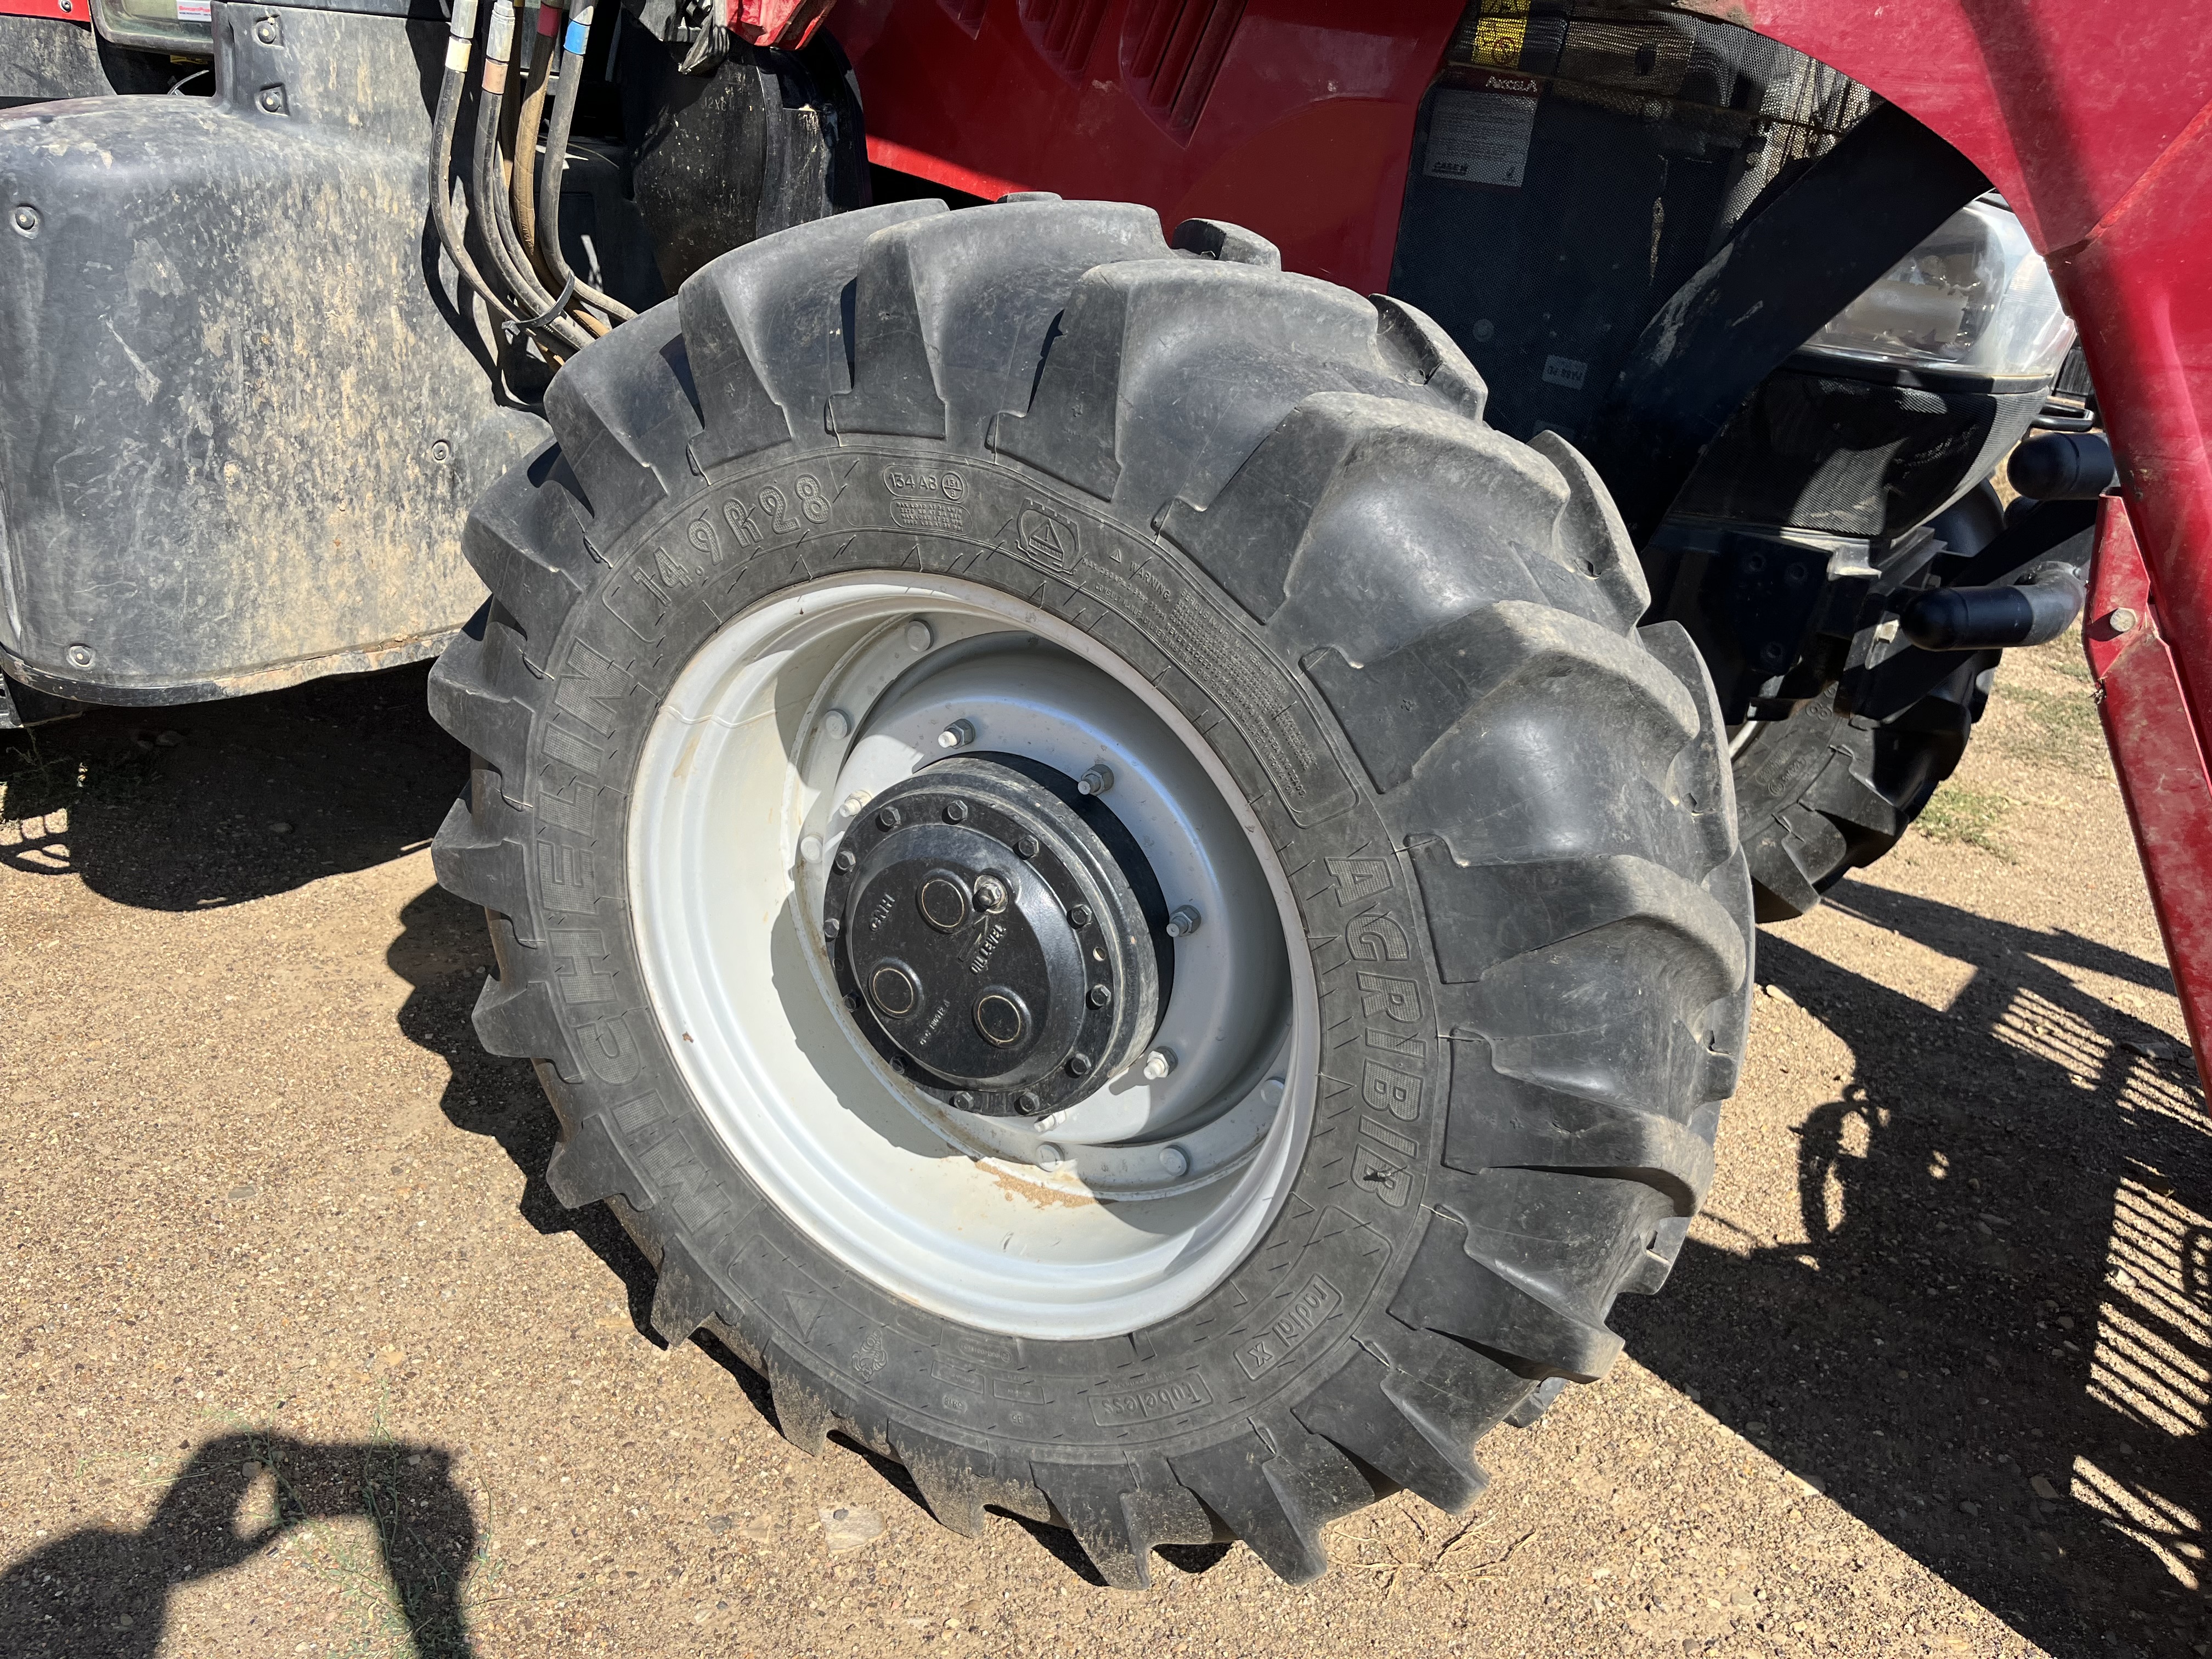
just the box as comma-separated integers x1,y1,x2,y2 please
535,0,640,326
473,0,593,351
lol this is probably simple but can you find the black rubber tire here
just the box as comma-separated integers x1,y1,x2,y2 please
426,197,1753,1587
1733,654,1994,923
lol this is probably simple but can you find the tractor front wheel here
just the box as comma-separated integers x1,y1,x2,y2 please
428,196,1753,1586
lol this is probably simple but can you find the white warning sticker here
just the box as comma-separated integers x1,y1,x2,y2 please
1423,74,1541,189
177,0,211,19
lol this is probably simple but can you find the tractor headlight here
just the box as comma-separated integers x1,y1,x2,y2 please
1803,197,2075,381
91,0,212,59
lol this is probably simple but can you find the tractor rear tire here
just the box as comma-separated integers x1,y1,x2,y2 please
1732,657,1994,922
427,196,1752,1587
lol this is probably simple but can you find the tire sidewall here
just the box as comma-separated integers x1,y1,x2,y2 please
527,440,1456,1457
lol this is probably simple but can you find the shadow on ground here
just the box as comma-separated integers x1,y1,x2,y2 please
1616,877,2212,1658
0,664,462,910
12,664,2209,1638
0,1431,478,1659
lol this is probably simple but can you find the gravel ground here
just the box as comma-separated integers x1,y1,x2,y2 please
1,632,2205,1659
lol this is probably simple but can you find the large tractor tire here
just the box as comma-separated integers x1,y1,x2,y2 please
427,197,1753,1587
1732,654,1994,922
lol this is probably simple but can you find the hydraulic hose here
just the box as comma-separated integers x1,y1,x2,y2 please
510,0,560,283
537,0,640,325
473,0,593,352
428,0,520,329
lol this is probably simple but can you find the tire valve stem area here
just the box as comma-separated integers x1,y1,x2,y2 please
818,755,1171,1120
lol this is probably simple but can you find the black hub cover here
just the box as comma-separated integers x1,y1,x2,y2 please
821,755,1171,1117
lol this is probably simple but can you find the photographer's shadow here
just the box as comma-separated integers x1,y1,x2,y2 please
0,1432,477,1659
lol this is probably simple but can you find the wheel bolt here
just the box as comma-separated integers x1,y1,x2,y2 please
944,800,968,823
950,1090,975,1110
1077,764,1114,797
798,834,822,864
1141,1048,1176,1081
905,619,934,652
1067,904,1092,928
876,806,901,830
1166,905,1201,938
823,918,842,939
1017,1091,1042,1115
1088,984,1111,1008
1015,834,1040,859
938,719,974,749
822,709,852,740
1034,1141,1063,1168
1159,1145,1189,1178
834,847,856,873
1066,1053,1092,1078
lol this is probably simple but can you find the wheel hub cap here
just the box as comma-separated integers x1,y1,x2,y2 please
821,756,1170,1116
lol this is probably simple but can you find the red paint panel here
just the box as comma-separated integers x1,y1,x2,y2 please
1020,0,1110,80
0,0,85,20
865,134,1034,202
850,0,1462,291
2085,500,2212,1073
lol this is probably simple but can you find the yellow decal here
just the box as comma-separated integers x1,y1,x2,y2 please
1470,0,1530,70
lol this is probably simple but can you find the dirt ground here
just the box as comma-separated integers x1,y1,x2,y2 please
1,628,2205,1659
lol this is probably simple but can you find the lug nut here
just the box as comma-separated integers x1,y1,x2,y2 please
1159,1145,1190,1179
938,719,974,749
1017,1091,1043,1116
1014,834,1040,860
876,806,901,831
833,847,856,873
822,708,852,740
1088,984,1112,1008
823,918,842,939
1165,905,1201,938
950,1090,975,1110
944,800,968,823
1067,904,1092,928
1077,764,1114,797
1067,1053,1092,1078
1141,1048,1176,1082
904,619,934,652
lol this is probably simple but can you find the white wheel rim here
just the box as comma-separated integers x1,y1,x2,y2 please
627,574,1318,1339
